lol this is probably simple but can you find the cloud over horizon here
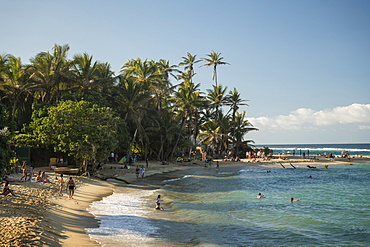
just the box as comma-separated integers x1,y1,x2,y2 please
249,104,370,131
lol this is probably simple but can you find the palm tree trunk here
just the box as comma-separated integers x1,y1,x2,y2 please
127,128,138,161
169,116,186,162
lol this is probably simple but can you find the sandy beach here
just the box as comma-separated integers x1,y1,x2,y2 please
1,155,369,246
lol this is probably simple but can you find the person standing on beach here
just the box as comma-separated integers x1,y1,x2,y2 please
20,161,28,181
67,177,76,199
57,174,64,196
139,166,145,179
135,166,140,179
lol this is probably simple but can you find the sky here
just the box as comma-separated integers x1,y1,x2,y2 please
1,0,369,145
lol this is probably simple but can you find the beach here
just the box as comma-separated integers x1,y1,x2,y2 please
1,155,370,246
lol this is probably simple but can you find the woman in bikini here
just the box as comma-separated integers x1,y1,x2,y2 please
67,177,76,199
20,161,28,181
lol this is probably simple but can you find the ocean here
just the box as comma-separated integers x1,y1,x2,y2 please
254,143,370,156
86,144,370,247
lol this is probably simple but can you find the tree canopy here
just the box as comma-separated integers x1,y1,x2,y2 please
16,100,127,170
1,44,258,172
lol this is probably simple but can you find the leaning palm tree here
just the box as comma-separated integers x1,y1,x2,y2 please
202,51,229,86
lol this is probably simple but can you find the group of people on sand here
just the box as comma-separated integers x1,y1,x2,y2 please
57,174,76,199
257,192,300,202
20,161,50,183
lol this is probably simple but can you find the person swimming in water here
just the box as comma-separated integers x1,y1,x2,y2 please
291,197,300,202
257,192,264,198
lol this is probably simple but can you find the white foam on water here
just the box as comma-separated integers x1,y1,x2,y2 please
162,175,193,183
86,189,164,246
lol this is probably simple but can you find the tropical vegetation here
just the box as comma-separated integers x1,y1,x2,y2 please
0,44,257,173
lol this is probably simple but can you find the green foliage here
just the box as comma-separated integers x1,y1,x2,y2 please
2,46,258,162
17,100,128,167
0,104,12,177
262,147,273,156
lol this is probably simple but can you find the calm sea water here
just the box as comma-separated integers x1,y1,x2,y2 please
87,163,370,246
255,143,370,156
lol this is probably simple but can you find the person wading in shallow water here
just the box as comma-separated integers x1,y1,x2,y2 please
155,195,164,210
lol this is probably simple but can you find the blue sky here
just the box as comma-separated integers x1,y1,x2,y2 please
1,0,369,144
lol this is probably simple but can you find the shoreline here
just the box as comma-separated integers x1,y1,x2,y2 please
1,156,369,246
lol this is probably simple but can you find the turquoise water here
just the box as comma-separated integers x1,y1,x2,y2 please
87,163,370,246
255,143,370,156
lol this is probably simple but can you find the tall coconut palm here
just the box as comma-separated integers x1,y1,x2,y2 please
178,52,201,82
202,51,229,86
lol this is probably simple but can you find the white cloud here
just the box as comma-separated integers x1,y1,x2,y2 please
249,103,370,131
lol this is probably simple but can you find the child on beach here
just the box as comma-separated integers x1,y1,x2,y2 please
155,195,164,210
139,166,145,179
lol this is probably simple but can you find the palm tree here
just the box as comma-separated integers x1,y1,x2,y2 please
146,110,180,161
29,44,74,104
197,119,223,156
121,58,161,92
169,80,204,161
206,84,228,120
178,52,201,82
202,51,229,86
156,59,179,83
114,74,150,160
231,111,258,156
0,56,37,123
226,88,248,120
71,53,98,98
